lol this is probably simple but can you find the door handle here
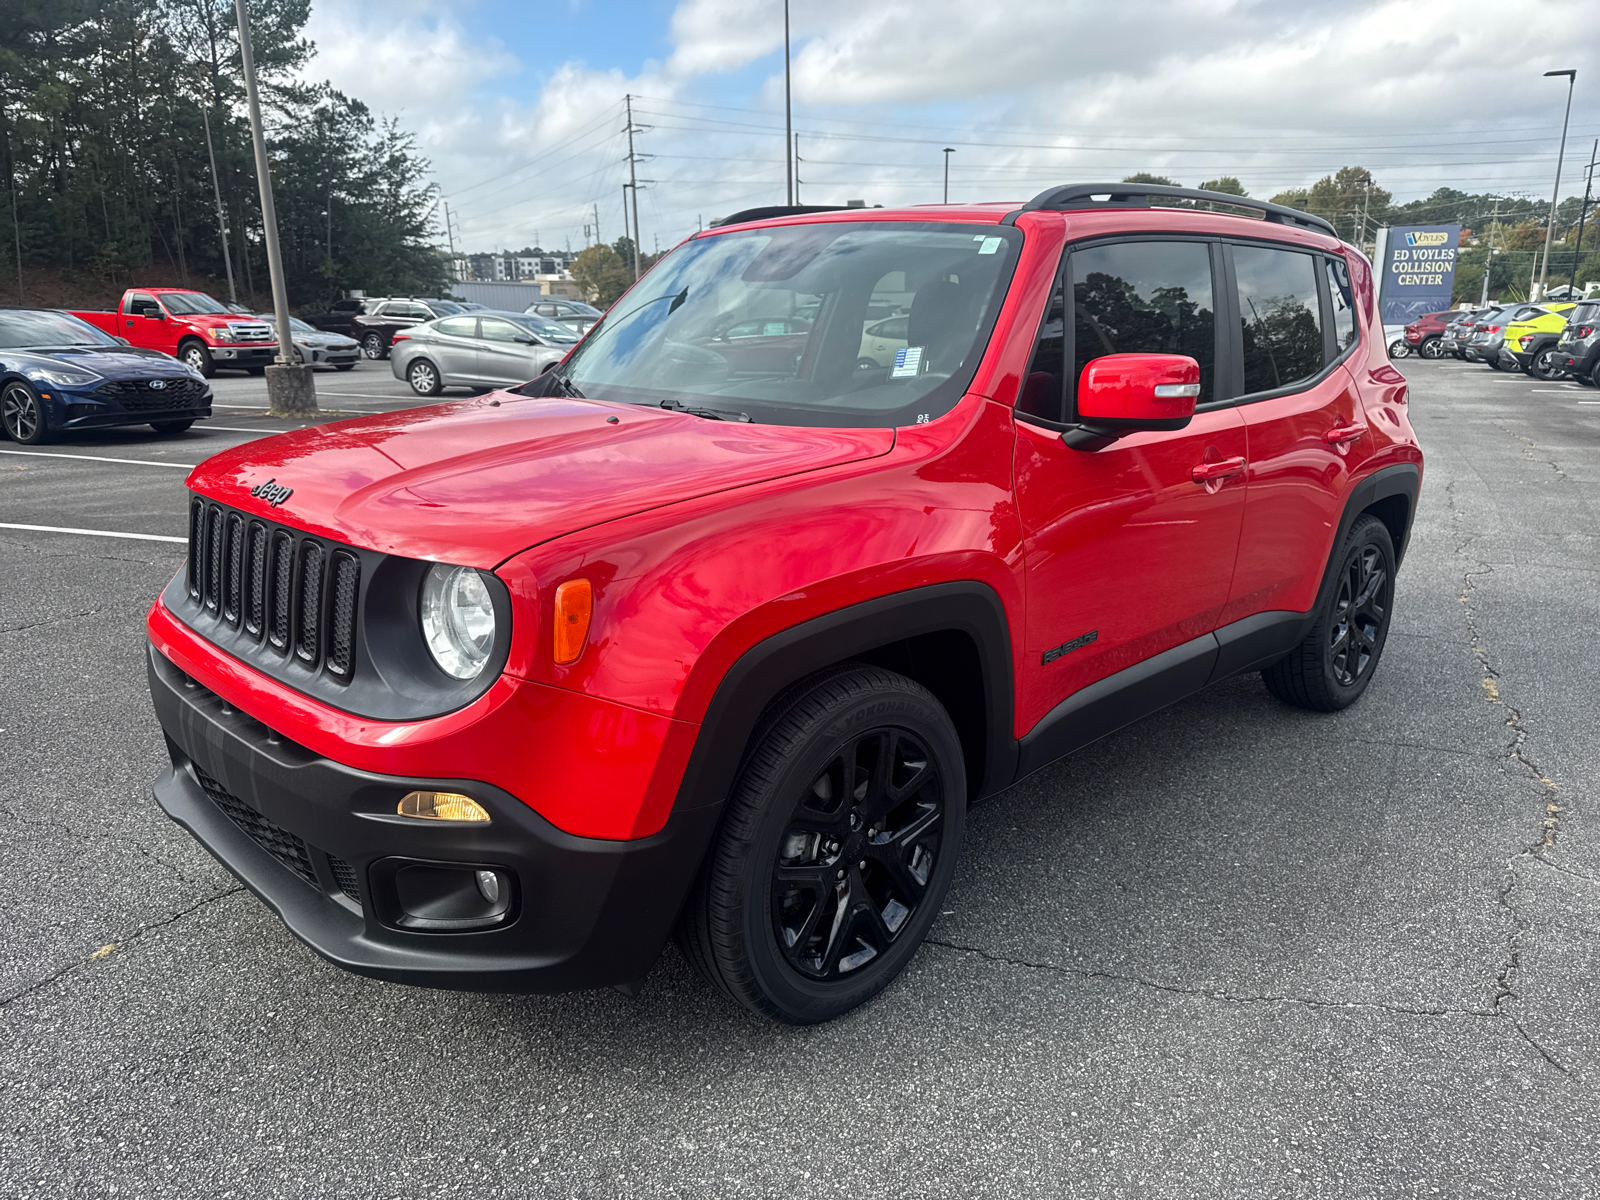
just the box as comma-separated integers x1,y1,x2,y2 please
1191,456,1246,485
1324,423,1367,446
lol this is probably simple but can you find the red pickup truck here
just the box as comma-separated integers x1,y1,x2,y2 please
71,288,277,378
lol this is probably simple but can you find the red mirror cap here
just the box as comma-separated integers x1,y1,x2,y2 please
1077,353,1200,424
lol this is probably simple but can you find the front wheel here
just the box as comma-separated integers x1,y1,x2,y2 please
1387,338,1411,359
1262,514,1396,712
361,332,386,360
407,358,442,396
2,380,50,443
179,340,215,378
1418,337,1445,360
677,664,966,1024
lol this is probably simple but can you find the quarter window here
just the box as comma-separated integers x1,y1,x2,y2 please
1070,241,1216,405
1326,258,1356,352
434,316,477,337
1233,245,1324,395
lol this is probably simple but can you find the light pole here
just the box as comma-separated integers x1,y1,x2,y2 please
783,0,793,206
943,148,954,205
235,0,314,415
1537,68,1577,301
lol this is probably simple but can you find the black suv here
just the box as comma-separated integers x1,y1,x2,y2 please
1554,300,1600,385
350,299,467,360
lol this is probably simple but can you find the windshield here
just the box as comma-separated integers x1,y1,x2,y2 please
157,291,232,316
555,220,1021,427
428,300,465,315
0,310,120,348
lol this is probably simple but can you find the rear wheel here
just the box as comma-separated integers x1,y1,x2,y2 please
678,664,966,1024
179,339,215,378
1,380,49,444
1263,515,1396,712
407,358,442,396
1418,336,1445,360
149,419,195,435
1529,347,1565,381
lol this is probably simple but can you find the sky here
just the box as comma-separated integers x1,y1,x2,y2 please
300,0,1600,256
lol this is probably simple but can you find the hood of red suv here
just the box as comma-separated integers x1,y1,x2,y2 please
186,394,896,568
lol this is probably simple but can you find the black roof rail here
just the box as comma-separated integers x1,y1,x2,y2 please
999,182,1339,237
709,204,856,228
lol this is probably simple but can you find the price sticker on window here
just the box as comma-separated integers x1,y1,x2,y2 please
891,346,924,378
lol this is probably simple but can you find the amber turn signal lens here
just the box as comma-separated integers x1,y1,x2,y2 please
553,578,593,665
397,791,490,822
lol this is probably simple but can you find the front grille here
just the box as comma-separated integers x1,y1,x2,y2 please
328,856,361,902
186,497,359,684
224,324,275,343
194,765,318,889
94,377,207,411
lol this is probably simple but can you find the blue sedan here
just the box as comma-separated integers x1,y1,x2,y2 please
0,308,213,444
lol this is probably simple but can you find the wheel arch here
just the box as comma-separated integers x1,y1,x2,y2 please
670,582,1018,830
1316,462,1420,611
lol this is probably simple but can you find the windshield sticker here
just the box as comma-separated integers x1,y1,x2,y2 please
977,236,1003,255
891,346,924,378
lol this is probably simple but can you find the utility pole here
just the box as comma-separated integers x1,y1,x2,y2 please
1537,68,1577,301
1481,195,1500,306
1570,140,1597,291
1358,173,1373,252
235,0,314,414
794,133,801,204
593,202,601,247
943,148,955,205
783,0,793,206
623,95,648,280
621,183,634,276
202,107,237,304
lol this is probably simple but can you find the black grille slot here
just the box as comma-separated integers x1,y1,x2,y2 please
245,522,267,638
223,514,245,626
327,553,360,679
204,507,223,611
328,856,361,902
296,542,325,664
187,498,205,599
93,377,207,411
268,531,294,649
194,766,318,889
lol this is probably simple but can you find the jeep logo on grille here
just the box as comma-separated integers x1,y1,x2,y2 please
148,379,167,390
250,479,294,508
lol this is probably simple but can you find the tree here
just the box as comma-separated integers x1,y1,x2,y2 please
1270,167,1391,243
570,244,631,306
1197,177,1247,196
1122,173,1180,187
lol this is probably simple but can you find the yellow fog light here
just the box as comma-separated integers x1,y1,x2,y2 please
397,791,490,822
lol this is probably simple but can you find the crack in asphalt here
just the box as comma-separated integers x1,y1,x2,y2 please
0,801,203,887
0,886,245,1010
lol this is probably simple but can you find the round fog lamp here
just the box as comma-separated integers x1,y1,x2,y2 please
398,790,491,822
420,563,496,679
475,870,501,904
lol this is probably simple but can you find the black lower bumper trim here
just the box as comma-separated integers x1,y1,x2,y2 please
147,643,721,992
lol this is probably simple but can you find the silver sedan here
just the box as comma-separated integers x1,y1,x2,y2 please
389,310,580,396
255,314,360,370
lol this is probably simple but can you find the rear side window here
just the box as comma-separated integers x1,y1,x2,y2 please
434,316,477,337
1069,241,1216,405
1233,245,1323,395
1326,259,1356,352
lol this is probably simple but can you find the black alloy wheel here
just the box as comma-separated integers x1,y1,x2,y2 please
1,380,49,444
678,663,966,1024
1529,347,1566,382
1418,337,1445,360
361,332,386,360
408,359,442,396
1262,514,1396,712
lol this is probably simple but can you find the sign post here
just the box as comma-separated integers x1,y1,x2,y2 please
1377,224,1463,325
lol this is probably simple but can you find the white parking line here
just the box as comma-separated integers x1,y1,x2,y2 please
0,522,186,543
1578,401,1600,406
0,448,194,469
211,403,270,410
202,426,298,434
1530,388,1585,393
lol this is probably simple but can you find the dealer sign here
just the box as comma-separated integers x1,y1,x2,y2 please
1379,224,1462,325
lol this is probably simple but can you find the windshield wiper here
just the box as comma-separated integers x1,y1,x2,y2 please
550,371,585,399
659,397,752,423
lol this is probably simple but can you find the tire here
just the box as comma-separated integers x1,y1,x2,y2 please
1529,347,1566,382
1262,514,1396,712
334,363,356,372
361,332,387,360
179,339,215,378
855,357,878,371
677,663,966,1024
149,419,194,435
1387,338,1411,359
1,380,50,444
407,358,442,397
1418,337,1445,360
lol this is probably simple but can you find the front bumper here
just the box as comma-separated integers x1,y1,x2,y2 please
210,345,276,364
148,643,720,992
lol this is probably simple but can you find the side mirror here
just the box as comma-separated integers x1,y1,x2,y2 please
1064,353,1200,450
514,335,539,346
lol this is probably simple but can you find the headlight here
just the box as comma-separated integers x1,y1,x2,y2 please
25,365,101,388
420,564,496,679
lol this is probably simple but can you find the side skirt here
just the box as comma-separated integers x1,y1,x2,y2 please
1012,609,1312,781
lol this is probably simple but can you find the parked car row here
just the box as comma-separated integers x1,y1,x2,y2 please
302,296,607,360
1400,300,1599,384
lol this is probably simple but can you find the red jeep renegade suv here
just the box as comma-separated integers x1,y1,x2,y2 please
146,184,1421,1023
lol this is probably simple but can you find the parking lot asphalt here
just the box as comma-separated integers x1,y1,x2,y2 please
2,357,1598,1198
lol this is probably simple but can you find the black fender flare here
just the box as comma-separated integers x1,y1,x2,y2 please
1314,462,1421,607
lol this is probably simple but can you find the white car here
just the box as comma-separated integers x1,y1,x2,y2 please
857,314,909,368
